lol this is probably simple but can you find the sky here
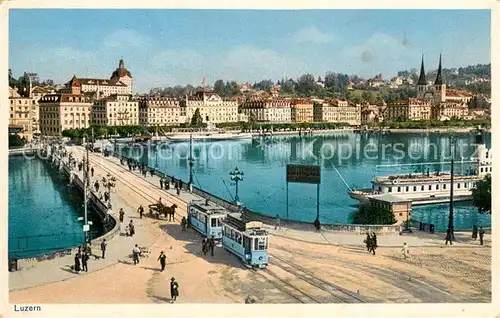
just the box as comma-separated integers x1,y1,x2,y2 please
9,9,491,93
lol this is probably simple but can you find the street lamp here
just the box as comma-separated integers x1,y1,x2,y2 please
188,134,194,191
447,136,455,241
229,167,244,203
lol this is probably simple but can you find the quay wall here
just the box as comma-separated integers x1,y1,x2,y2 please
14,149,119,269
112,152,402,235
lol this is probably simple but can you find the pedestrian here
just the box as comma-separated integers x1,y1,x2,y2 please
170,277,179,303
179,180,183,191
100,239,107,259
160,179,164,189
74,249,81,272
445,228,453,245
94,181,100,192
275,215,280,230
181,217,187,231
165,181,170,190
202,238,208,255
479,227,485,245
91,167,94,177
119,208,125,223
209,236,215,257
129,220,135,237
401,242,409,259
157,251,167,272
132,244,141,265
364,233,371,252
472,225,478,240
370,233,378,255
137,205,144,219
81,251,89,272
150,168,154,177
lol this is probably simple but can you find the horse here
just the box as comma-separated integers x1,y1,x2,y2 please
162,204,178,221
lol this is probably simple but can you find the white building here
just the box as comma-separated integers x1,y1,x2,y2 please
180,91,239,124
138,96,181,126
92,94,139,126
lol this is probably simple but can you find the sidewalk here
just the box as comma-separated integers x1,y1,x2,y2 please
9,152,159,291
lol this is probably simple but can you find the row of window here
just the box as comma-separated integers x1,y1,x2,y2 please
384,181,476,193
222,225,268,250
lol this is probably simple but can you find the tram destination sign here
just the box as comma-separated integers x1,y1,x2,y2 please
286,164,321,184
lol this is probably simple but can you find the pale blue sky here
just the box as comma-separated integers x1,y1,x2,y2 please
9,9,490,93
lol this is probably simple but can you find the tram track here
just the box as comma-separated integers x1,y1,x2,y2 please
70,148,187,222
269,253,366,303
251,268,321,303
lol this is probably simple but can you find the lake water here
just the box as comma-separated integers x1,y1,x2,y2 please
8,156,104,259
118,132,491,231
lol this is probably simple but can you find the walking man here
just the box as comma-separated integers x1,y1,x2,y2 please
202,238,208,255
137,205,144,219
181,217,187,231
401,242,409,259
479,227,485,245
91,167,94,177
160,179,164,189
132,244,141,265
472,225,478,240
209,236,215,257
170,277,179,303
157,251,167,272
445,228,453,245
364,233,371,252
370,233,378,255
100,239,107,259
81,251,89,272
119,208,125,223
129,220,135,237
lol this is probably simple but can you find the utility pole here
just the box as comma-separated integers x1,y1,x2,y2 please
188,133,194,192
83,130,91,244
447,136,455,241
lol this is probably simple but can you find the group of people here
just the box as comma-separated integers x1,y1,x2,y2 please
202,236,216,257
73,243,92,273
472,225,486,245
364,232,378,255
159,177,184,196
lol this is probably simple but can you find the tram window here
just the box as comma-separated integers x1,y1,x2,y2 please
254,237,267,250
211,218,217,227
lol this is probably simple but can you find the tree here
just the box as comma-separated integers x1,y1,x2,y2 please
351,203,397,225
296,74,317,97
213,79,226,96
253,80,274,91
471,174,491,214
9,134,25,148
190,108,204,127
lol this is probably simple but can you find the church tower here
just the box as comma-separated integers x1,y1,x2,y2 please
416,55,427,99
110,57,133,94
433,54,446,103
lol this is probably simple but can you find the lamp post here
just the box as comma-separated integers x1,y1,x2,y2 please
188,134,194,192
447,136,455,241
229,167,244,203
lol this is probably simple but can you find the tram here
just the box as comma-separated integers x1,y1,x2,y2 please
221,213,269,268
187,199,229,240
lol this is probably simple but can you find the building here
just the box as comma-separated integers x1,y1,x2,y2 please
138,96,181,126
313,101,337,122
38,94,93,136
30,86,57,134
60,58,133,97
312,99,361,125
290,99,314,123
92,94,139,126
387,98,432,121
180,91,239,124
368,194,412,226
9,88,34,141
240,98,291,123
431,102,469,121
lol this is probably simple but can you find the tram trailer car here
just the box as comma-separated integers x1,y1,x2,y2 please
221,213,269,268
187,199,229,240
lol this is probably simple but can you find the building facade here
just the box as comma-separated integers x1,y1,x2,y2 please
290,99,314,123
387,98,432,121
180,91,239,124
9,90,34,141
60,58,133,97
38,94,93,136
138,96,181,126
240,98,291,123
92,94,139,126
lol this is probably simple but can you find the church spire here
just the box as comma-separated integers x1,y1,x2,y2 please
417,54,427,86
119,57,124,69
434,54,443,85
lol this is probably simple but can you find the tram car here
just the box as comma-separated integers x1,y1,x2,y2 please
221,213,269,268
187,199,229,240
